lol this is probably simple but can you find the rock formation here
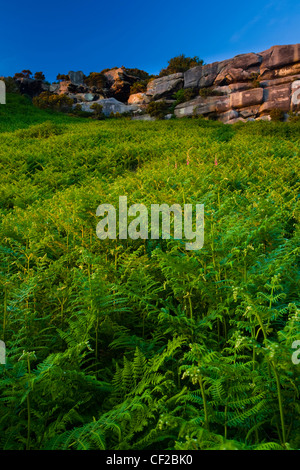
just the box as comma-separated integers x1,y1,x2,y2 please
6,43,300,121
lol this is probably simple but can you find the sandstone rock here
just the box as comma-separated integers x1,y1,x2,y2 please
230,88,264,109
219,110,239,123
69,71,85,86
291,80,300,110
260,75,300,88
50,83,60,93
228,82,253,93
227,117,247,124
174,95,229,117
146,73,183,100
260,83,291,113
239,106,260,118
214,53,262,85
128,92,150,105
80,97,139,116
260,44,300,73
184,61,228,88
57,80,71,95
256,115,271,121
103,67,139,103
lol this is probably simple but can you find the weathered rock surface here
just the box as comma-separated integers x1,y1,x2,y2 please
80,97,139,116
146,73,183,100
69,71,85,86
103,67,138,102
128,92,150,105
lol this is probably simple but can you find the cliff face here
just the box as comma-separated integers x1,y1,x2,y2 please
8,44,300,121
146,44,300,122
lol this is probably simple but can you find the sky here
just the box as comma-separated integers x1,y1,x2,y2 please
0,0,299,83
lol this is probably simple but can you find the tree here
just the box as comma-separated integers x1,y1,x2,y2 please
159,54,204,77
56,74,70,81
21,70,32,78
85,72,106,90
34,72,45,81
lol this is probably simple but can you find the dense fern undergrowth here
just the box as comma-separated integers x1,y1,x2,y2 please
0,94,299,450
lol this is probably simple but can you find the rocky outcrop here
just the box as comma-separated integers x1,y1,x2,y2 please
103,67,139,102
174,43,300,122
8,43,299,122
146,73,183,100
80,97,139,116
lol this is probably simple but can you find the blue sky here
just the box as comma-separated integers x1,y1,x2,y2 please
0,0,299,82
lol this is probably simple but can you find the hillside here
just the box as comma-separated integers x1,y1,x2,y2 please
0,95,299,450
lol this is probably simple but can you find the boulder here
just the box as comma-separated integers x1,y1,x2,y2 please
128,92,150,105
230,88,264,109
291,80,300,110
239,106,260,118
146,73,183,100
260,75,300,88
229,82,253,93
260,44,300,73
219,109,239,123
184,61,228,88
214,53,262,85
103,67,139,103
260,83,291,113
174,95,229,117
69,71,85,86
80,97,139,116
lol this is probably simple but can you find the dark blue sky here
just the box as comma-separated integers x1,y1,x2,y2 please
1,0,299,82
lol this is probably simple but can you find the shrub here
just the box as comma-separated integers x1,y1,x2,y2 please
130,80,149,95
147,100,169,119
250,72,261,89
56,74,70,81
270,108,285,122
85,72,106,90
33,92,74,112
34,72,45,81
199,87,222,98
287,111,300,123
90,102,105,119
159,54,204,77
173,88,197,104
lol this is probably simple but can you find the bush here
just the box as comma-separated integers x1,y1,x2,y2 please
199,87,223,98
130,80,149,95
85,72,106,91
173,88,197,104
159,54,204,77
250,72,261,89
33,92,74,112
270,108,285,122
147,100,170,119
90,102,105,119
288,111,300,123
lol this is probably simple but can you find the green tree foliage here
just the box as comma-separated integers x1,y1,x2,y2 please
159,54,204,77
33,91,74,112
85,72,106,90
34,72,45,81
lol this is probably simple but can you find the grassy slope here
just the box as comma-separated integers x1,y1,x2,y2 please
0,95,299,450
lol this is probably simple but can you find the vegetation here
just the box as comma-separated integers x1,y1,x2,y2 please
159,55,204,77
33,92,74,113
0,94,299,450
85,72,107,91
147,100,170,119
270,108,285,122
